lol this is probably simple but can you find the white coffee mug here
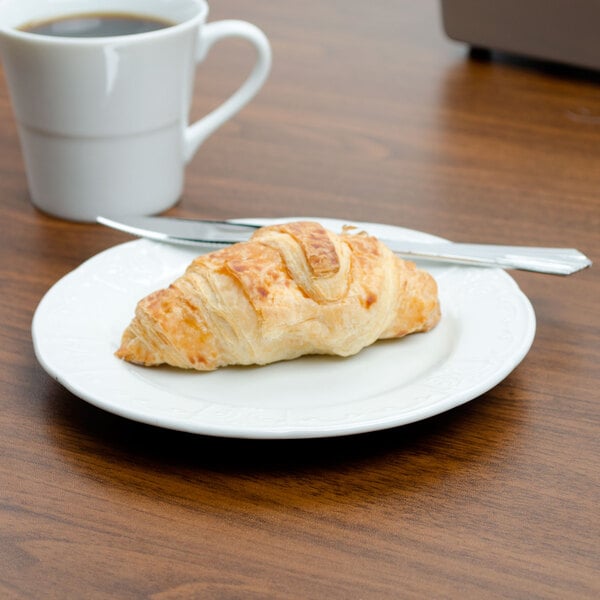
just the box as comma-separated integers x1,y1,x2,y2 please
0,0,271,221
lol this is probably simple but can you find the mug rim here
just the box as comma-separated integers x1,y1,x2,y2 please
0,0,208,45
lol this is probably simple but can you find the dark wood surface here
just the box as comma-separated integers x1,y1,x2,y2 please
1,1,599,598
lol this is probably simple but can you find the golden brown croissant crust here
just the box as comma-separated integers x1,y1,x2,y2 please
116,221,441,370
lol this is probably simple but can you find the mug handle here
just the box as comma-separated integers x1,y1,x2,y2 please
183,20,272,163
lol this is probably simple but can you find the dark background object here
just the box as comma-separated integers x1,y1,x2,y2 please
441,0,600,71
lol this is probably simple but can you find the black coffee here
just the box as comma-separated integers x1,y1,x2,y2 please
19,12,175,38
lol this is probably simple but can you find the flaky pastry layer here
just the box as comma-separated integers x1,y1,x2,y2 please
116,221,441,370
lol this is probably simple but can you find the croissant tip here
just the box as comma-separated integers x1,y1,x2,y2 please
114,346,129,361
114,323,160,366
114,344,139,364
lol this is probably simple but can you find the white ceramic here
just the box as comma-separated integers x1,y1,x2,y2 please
0,0,271,221
32,218,537,439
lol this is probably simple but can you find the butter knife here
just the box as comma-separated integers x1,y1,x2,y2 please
96,215,591,275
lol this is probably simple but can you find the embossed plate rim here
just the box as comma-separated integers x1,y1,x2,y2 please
32,218,536,439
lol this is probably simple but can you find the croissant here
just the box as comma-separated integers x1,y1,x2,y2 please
116,221,441,370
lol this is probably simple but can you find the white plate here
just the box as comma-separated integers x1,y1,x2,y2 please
32,217,536,439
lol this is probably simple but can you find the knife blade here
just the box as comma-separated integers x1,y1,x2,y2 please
96,215,592,275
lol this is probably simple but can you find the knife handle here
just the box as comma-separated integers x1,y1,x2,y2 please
394,245,591,275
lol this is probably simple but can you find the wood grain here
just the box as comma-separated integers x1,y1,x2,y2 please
1,1,599,598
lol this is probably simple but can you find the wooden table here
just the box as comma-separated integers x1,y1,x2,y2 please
1,1,598,597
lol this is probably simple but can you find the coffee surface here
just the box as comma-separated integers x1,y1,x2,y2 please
20,12,174,37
